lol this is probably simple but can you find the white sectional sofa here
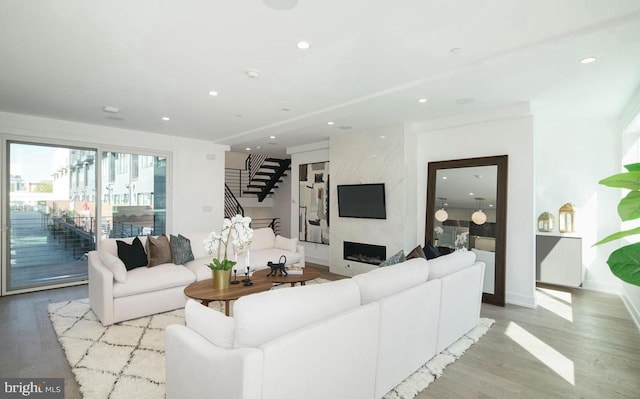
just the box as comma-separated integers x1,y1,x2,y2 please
88,228,304,326
165,250,484,399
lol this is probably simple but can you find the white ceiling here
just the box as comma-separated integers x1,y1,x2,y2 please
1,1,640,156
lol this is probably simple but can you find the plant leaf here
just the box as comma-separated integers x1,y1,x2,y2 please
617,191,640,221
624,163,640,172
607,243,640,287
599,171,640,190
593,226,640,246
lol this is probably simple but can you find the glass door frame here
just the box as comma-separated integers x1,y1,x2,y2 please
1,135,172,296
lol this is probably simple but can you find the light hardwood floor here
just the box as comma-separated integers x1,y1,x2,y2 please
1,271,638,399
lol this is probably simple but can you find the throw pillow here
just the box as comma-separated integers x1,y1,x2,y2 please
170,234,195,265
379,250,406,267
116,237,148,270
424,241,441,260
406,245,427,260
98,251,127,283
275,235,298,253
148,234,172,267
185,299,235,349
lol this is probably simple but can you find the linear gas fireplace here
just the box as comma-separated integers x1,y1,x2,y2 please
343,241,387,266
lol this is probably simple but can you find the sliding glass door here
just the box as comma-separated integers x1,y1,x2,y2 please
6,142,97,292
3,141,169,294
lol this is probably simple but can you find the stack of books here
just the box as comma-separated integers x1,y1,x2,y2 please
285,264,304,275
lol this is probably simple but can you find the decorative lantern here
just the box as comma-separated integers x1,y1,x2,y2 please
558,203,575,233
537,212,556,232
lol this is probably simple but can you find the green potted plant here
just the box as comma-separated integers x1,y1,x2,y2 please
594,163,640,286
204,214,253,289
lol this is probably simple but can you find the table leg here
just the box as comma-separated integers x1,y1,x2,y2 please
290,282,296,287
224,300,231,316
300,281,306,286
201,300,211,307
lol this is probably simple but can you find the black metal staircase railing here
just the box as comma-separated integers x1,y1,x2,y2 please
241,155,292,202
224,183,244,218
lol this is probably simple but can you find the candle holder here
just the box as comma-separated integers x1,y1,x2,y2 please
242,266,253,286
230,269,240,285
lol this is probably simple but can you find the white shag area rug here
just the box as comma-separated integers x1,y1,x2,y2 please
49,286,493,399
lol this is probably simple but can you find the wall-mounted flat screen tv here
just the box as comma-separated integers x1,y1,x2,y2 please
337,183,386,219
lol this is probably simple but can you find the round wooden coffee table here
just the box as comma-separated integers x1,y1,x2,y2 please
253,267,321,287
184,275,272,316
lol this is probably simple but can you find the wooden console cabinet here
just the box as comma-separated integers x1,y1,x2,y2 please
536,234,583,287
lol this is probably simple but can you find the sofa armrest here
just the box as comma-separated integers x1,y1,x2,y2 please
88,251,115,326
296,244,306,267
166,325,263,399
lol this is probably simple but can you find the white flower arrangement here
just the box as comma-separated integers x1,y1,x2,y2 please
455,231,469,249
203,214,253,270
434,226,444,236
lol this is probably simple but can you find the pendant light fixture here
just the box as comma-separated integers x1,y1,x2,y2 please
435,197,448,222
471,197,487,225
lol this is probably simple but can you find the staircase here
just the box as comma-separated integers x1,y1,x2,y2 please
243,156,291,202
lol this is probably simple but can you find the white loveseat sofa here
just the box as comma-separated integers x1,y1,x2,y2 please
165,250,484,399
88,228,304,326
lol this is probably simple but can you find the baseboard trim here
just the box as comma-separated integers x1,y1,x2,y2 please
621,292,640,331
305,256,330,267
581,280,621,295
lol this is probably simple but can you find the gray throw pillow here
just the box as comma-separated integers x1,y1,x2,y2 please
170,234,195,265
379,250,406,267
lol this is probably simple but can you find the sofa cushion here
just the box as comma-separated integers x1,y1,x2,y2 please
112,263,195,298
246,227,276,251
233,279,361,348
98,251,128,283
406,245,427,260
148,234,172,267
241,248,302,270
185,299,235,349
352,258,430,304
275,235,298,253
117,236,148,270
427,250,477,280
379,250,405,267
424,241,441,259
184,257,215,282
170,234,195,265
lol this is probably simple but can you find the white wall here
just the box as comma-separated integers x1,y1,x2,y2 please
535,117,622,293
330,125,407,276
288,141,331,266
0,111,227,237
411,104,536,307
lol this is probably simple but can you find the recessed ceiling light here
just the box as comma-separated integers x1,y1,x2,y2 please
103,106,119,114
418,98,428,104
256,146,262,149
245,70,260,79
489,204,494,207
269,135,276,139
296,41,310,50
380,135,386,139
208,91,219,96
450,48,462,54
162,116,170,121
441,176,447,180
327,121,334,125
469,192,474,196
245,147,251,151
281,108,291,112
580,57,597,64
